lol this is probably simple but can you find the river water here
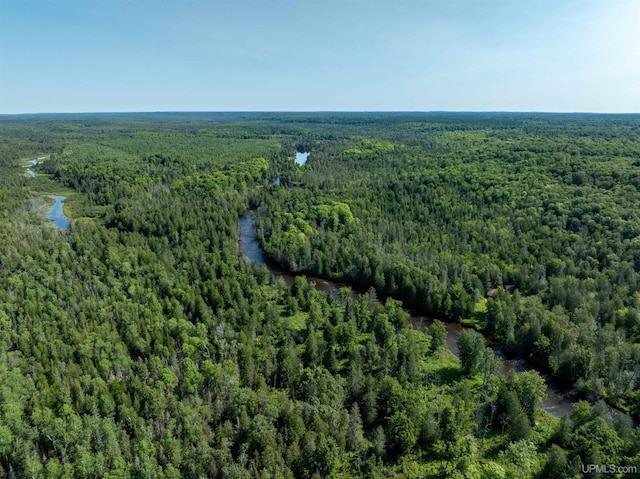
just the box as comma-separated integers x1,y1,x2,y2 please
46,195,70,229
24,156,69,230
26,159,38,178
239,212,575,417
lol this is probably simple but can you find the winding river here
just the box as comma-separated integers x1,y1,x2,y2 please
239,212,576,418
45,195,70,229
24,156,69,230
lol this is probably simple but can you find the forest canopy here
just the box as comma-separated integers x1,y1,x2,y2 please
0,112,639,478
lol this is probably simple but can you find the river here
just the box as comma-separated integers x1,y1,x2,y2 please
25,156,48,178
239,211,575,418
24,156,69,230
45,195,70,229
26,159,37,178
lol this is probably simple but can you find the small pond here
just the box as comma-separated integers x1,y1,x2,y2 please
295,152,309,166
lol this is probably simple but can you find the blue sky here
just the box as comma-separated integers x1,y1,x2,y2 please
1,0,638,113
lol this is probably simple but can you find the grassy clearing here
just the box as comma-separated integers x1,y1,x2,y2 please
422,349,462,383
284,308,308,331
460,299,487,330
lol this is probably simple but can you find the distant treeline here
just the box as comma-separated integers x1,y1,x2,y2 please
0,113,637,478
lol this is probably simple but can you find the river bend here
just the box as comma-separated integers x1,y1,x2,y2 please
239,212,575,418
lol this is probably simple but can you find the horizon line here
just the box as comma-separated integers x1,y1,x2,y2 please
2,110,640,116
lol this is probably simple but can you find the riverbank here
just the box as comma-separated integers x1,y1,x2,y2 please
239,211,578,418
22,155,72,229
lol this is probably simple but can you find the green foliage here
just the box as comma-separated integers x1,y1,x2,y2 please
257,114,640,421
0,113,638,477
456,330,485,375
387,412,417,457
428,320,448,353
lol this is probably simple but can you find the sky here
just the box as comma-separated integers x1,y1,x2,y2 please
1,0,638,113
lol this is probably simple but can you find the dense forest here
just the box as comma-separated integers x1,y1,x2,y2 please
0,112,639,478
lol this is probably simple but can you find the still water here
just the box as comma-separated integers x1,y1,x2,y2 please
295,152,309,166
